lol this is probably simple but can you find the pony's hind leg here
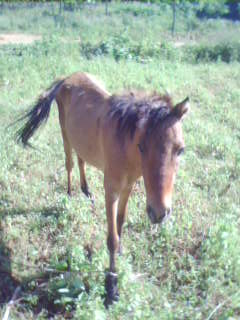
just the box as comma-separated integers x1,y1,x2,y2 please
62,133,74,196
57,100,74,196
77,156,92,199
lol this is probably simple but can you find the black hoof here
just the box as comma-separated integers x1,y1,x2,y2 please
104,272,119,308
81,185,93,200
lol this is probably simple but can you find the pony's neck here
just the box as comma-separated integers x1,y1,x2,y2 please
125,128,144,183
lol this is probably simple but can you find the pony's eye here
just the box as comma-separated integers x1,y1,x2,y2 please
177,147,185,156
138,144,144,154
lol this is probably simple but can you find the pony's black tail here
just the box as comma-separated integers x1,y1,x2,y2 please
15,78,65,147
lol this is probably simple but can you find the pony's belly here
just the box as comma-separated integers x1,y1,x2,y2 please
65,100,106,171
74,142,104,171
67,125,104,171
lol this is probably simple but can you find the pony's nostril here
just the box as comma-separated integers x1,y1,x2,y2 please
147,206,157,224
158,207,171,223
166,207,172,216
147,206,171,224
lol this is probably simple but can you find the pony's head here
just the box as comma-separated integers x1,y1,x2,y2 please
109,92,189,224
138,97,189,224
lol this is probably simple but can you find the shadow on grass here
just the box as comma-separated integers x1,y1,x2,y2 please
0,262,86,318
0,227,20,304
0,204,93,318
0,204,65,219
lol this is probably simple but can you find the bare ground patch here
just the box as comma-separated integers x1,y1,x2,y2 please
0,33,42,45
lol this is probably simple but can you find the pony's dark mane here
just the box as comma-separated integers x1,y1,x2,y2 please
108,91,173,140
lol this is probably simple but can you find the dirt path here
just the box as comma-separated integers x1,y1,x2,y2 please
0,33,42,45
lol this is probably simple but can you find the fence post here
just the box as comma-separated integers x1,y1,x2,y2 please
171,0,176,37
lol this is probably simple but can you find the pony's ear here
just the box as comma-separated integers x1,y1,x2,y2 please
173,97,190,119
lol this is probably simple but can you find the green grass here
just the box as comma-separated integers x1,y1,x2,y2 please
0,2,240,319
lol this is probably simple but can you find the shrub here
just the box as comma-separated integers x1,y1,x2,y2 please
197,2,229,19
186,42,240,63
80,35,183,63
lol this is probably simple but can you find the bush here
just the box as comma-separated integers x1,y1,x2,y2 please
80,36,240,64
197,2,229,19
80,35,183,62
186,42,240,63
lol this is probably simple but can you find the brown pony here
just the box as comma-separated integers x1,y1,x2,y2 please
15,72,189,306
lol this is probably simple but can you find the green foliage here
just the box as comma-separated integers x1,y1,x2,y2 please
80,35,182,62
80,36,240,64
185,41,240,63
197,0,229,18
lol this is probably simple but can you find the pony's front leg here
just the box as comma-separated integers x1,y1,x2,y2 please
117,186,132,255
104,178,120,307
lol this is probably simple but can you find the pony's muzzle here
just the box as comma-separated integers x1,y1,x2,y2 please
147,205,171,224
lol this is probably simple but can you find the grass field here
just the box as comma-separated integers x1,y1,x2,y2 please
0,2,240,319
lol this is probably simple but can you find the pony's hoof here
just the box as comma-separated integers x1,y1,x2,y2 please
104,272,119,308
81,185,94,201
